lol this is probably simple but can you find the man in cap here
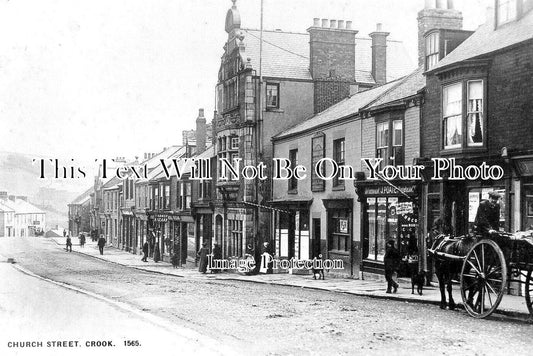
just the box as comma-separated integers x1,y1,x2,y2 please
474,191,501,237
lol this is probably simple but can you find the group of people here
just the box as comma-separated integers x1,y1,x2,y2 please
197,241,274,275
64,232,107,255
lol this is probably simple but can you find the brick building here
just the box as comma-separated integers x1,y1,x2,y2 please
213,0,413,259
421,0,533,240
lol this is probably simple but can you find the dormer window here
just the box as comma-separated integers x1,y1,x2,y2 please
425,32,440,70
497,0,517,26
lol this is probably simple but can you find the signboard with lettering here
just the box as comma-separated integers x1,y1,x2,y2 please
311,132,325,192
364,184,417,196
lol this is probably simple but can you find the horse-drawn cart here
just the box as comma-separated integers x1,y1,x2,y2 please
429,230,533,319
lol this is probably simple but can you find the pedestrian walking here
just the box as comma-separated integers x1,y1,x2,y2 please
97,235,106,255
141,241,149,262
79,233,86,248
197,242,209,274
384,240,401,293
65,235,72,252
63,229,67,237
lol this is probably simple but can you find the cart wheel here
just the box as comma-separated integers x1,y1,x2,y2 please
525,269,533,316
460,239,507,318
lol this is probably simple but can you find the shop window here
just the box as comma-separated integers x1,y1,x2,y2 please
288,149,298,191
329,211,350,252
425,31,439,70
443,81,485,150
365,196,420,261
333,138,345,188
266,83,279,109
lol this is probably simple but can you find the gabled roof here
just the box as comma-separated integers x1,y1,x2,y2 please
429,9,533,73
274,78,401,140
70,186,93,205
1,198,44,214
0,201,15,212
364,66,425,110
146,146,188,181
241,28,414,83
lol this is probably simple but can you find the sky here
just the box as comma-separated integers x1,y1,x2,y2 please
0,0,489,164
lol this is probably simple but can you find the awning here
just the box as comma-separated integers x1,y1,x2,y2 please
242,200,299,214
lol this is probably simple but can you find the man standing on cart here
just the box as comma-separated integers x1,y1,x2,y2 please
473,191,501,238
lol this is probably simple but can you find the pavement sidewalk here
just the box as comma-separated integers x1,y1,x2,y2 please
49,236,533,320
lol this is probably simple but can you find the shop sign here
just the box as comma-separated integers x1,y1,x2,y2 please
153,214,168,222
396,202,413,215
364,184,417,196
33,221,40,225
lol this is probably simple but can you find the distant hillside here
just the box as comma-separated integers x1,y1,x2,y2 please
0,151,93,220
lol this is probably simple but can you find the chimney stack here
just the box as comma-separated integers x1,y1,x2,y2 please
369,23,389,85
417,0,463,66
0,191,7,200
196,108,207,154
8,195,15,202
16,196,27,202
308,18,358,113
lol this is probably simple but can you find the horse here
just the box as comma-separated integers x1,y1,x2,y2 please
429,234,477,310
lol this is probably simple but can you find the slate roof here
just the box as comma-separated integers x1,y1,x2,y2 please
70,186,93,205
0,199,44,214
241,29,414,83
364,66,425,110
274,78,401,140
429,9,533,73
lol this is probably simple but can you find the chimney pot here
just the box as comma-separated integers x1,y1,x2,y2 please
376,23,382,32
321,18,329,27
313,18,320,27
436,0,446,9
346,21,352,30
337,20,344,29
447,0,454,9
425,0,434,9
199,108,204,117
330,19,337,28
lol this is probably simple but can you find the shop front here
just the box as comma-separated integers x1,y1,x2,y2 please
271,199,312,261
357,183,419,276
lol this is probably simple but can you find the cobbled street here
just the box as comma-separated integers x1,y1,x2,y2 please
2,237,533,355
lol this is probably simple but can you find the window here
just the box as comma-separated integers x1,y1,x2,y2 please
230,137,239,150
376,120,403,168
266,83,279,109
443,82,463,149
425,32,439,70
179,182,191,210
442,80,485,150
376,122,388,168
224,77,238,111
467,81,484,146
228,219,243,257
329,211,350,252
333,138,345,187
288,149,298,191
497,0,517,26
163,185,170,210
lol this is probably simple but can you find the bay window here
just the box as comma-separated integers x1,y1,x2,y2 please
443,80,485,150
